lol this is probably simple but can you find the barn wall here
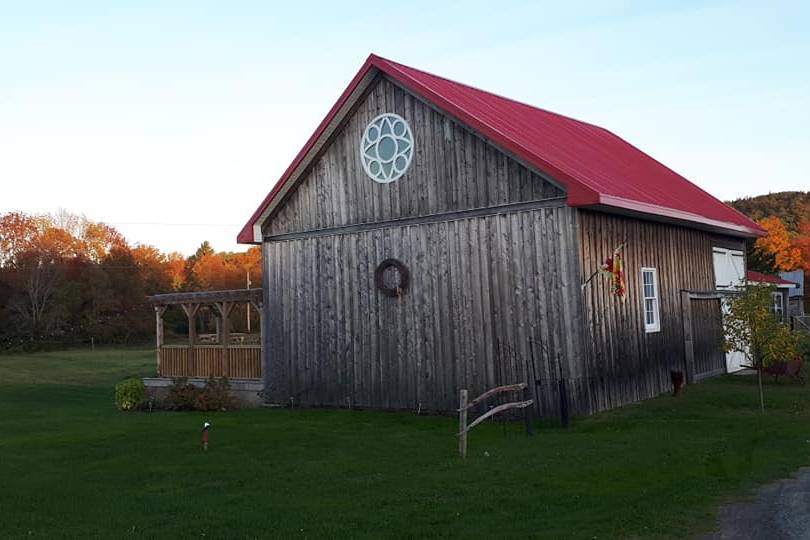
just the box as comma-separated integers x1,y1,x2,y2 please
576,210,744,412
265,76,564,237
264,205,586,415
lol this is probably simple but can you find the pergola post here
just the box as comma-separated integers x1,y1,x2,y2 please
181,303,200,377
215,301,235,378
154,305,167,375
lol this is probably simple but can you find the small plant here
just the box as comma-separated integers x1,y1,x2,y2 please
164,377,236,411
114,378,145,411
723,283,801,412
167,378,202,411
797,332,810,363
194,377,235,411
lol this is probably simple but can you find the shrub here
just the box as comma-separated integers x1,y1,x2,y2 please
114,378,145,411
167,377,202,411
194,377,235,411
798,332,810,362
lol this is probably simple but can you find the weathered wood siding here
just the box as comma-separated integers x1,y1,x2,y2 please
576,210,742,412
265,206,585,415
691,298,726,380
265,76,564,237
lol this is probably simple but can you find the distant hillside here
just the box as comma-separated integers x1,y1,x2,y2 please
727,191,810,233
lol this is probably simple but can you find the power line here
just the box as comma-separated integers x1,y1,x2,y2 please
107,222,241,227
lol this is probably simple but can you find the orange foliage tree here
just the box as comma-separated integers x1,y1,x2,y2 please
189,246,261,290
754,216,803,271
793,219,810,272
0,211,260,349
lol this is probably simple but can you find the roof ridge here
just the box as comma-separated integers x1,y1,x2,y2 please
372,54,607,132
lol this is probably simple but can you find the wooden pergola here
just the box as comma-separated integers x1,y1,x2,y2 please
148,289,264,379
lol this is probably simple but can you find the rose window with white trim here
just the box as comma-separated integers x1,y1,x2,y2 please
360,113,414,183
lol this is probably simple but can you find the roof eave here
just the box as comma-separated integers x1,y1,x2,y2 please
237,56,382,244
586,195,767,239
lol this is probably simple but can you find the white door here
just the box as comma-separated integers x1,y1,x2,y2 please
712,248,747,372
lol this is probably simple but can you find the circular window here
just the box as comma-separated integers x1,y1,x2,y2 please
360,113,414,183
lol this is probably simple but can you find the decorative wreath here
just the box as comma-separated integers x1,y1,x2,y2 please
375,258,410,297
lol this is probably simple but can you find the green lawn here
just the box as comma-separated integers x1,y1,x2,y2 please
2,349,810,539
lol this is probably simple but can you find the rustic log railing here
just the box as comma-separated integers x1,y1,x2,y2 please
457,382,534,458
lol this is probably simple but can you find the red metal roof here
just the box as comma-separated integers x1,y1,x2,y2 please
746,270,798,287
238,54,766,243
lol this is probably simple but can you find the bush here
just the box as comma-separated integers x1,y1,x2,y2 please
114,378,145,411
194,377,235,411
165,377,236,411
798,332,810,362
167,378,202,411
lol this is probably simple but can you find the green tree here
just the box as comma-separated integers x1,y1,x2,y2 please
723,283,801,412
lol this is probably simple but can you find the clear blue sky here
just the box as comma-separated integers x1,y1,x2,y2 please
2,1,808,254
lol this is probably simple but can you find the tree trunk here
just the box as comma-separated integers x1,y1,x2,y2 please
758,368,765,413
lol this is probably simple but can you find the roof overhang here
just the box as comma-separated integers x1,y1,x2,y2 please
748,281,797,289
586,195,766,239
148,288,263,306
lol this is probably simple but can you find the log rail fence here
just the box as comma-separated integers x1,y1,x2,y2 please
457,382,534,458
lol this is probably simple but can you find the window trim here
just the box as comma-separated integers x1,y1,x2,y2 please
772,291,784,316
641,267,661,333
712,247,745,290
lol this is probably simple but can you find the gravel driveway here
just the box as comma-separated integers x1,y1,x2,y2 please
704,467,810,539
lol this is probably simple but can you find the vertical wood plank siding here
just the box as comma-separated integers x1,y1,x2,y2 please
265,206,584,415
265,76,564,237
576,210,741,412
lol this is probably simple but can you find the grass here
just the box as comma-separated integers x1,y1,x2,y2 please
2,350,810,539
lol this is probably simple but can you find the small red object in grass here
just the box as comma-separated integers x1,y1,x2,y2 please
201,421,211,451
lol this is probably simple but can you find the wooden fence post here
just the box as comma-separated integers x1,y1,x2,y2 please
681,290,696,384
459,389,468,459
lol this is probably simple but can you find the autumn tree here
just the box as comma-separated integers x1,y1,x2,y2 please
793,219,810,272
0,212,40,265
0,214,260,349
723,284,801,412
82,221,127,262
753,216,802,272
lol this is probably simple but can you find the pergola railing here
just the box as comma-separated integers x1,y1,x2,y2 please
148,289,263,379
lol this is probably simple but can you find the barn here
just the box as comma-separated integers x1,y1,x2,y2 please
238,54,765,416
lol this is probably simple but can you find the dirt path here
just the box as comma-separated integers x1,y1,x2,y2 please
704,467,810,539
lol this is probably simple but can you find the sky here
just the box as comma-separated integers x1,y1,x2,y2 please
1,1,808,255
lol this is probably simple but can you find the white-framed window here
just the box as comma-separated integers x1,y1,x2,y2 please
360,113,414,183
641,267,660,333
773,292,784,317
